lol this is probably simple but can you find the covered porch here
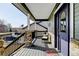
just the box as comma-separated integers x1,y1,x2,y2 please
0,3,73,56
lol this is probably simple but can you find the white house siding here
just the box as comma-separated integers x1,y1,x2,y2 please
74,3,79,39
48,14,55,48
39,20,54,33
49,19,54,33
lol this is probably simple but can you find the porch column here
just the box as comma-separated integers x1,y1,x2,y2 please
70,3,73,39
27,14,30,30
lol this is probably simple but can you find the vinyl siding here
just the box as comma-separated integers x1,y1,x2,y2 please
75,3,79,39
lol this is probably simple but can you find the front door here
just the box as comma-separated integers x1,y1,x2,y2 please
55,4,70,56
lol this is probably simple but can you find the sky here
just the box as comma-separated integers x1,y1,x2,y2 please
0,3,34,28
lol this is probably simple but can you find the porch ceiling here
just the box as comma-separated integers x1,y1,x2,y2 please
13,3,56,21
25,3,56,20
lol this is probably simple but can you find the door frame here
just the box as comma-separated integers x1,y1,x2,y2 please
54,3,70,56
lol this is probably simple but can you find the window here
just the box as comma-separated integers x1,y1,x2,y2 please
60,11,66,32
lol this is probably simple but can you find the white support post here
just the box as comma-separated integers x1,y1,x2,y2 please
70,3,73,39
27,14,30,30
70,4,73,56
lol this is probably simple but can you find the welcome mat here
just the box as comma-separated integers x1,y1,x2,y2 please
45,49,58,56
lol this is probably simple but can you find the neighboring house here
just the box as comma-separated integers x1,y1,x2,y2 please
12,28,23,33
0,20,11,33
0,24,8,33
23,22,48,31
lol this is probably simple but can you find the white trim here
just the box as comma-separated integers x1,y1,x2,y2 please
55,48,63,56
70,3,73,56
70,3,73,40
54,3,64,15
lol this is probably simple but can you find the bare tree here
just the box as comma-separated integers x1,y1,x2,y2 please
0,19,4,25
7,24,12,32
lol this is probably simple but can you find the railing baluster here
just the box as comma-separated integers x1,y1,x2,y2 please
2,33,25,56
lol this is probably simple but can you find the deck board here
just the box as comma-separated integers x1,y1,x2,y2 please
12,39,58,56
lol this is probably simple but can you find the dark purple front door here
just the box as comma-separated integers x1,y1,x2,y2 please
55,4,70,56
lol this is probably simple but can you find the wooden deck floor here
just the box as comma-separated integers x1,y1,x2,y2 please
12,38,58,56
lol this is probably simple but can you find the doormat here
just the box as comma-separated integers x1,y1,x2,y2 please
45,50,58,56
